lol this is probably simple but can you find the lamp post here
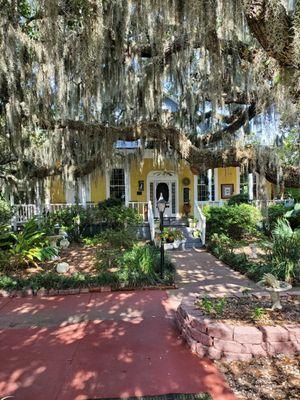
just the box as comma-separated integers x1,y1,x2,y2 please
157,193,167,278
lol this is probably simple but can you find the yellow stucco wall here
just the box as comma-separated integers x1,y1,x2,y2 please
50,177,66,203
129,158,195,215
50,162,274,207
217,167,238,199
90,170,106,203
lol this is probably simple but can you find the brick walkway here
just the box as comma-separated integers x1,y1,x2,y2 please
0,291,235,400
167,248,260,310
0,248,255,400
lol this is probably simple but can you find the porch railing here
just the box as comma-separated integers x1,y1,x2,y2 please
128,201,148,221
13,204,37,223
194,203,206,246
198,201,225,209
197,199,292,209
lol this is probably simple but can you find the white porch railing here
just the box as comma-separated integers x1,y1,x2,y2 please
147,200,155,241
13,204,37,223
128,201,148,221
194,203,206,246
198,201,225,209
198,199,292,209
12,203,97,225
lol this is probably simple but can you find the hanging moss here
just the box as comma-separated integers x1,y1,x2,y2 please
0,0,299,187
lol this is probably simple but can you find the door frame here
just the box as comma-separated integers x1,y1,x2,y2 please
147,171,179,218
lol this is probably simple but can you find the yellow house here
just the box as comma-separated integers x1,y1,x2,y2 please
50,146,273,218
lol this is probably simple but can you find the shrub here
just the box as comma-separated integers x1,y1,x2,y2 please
264,204,290,235
103,206,141,230
42,204,141,242
41,205,92,241
284,203,300,230
98,198,122,209
228,193,250,206
285,188,300,202
203,204,261,240
0,198,13,226
116,243,174,286
269,219,300,283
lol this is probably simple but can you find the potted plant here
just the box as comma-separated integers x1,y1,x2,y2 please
193,229,201,238
188,217,198,228
162,227,176,243
173,229,185,249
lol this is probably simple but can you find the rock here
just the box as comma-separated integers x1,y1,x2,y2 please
51,255,60,261
56,262,70,274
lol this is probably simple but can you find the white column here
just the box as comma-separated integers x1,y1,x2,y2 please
45,178,51,212
193,175,198,215
35,180,41,214
105,171,110,199
10,192,14,206
208,169,212,201
124,161,130,206
214,168,218,201
81,178,87,208
248,173,254,201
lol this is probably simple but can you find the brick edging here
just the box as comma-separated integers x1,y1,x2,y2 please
176,295,300,361
0,283,177,298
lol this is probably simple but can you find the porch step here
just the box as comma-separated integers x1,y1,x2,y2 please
156,218,188,227
172,226,202,250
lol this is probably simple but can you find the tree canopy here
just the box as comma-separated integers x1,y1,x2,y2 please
0,0,299,189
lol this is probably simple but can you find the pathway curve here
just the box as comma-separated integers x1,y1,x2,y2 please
167,249,260,310
0,249,242,400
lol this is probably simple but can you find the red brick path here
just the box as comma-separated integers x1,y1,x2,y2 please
0,291,235,400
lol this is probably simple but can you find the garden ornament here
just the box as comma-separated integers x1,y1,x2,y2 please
56,262,70,274
258,273,292,310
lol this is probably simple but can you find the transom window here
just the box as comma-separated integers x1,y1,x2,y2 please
110,169,125,201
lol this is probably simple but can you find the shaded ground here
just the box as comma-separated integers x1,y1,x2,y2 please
0,291,235,400
44,244,99,275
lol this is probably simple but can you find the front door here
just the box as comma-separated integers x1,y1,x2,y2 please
156,182,170,217
155,181,176,217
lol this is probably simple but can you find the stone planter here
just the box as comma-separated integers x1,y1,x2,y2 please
176,295,300,361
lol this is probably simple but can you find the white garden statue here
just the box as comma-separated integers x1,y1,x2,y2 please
258,273,292,310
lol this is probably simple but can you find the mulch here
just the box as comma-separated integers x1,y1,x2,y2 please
217,354,300,400
195,296,300,326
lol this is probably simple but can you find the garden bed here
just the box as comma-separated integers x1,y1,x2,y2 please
217,354,300,400
195,296,300,326
176,294,300,362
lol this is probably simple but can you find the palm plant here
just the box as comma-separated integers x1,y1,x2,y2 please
0,219,57,268
270,219,300,283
